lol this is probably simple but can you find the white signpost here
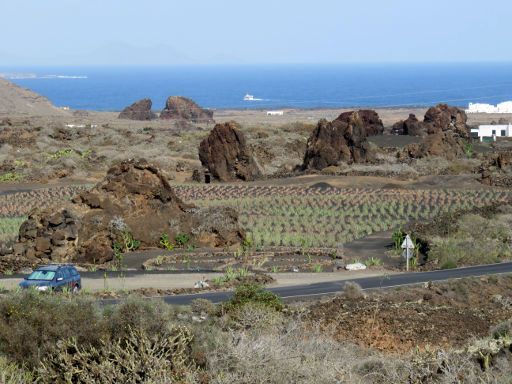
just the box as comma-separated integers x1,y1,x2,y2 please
401,234,415,272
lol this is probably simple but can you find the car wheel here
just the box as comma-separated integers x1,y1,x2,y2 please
72,285,80,294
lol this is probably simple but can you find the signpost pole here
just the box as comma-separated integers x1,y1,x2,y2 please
402,234,413,272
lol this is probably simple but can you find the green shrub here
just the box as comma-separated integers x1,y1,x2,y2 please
175,233,190,247
392,227,405,250
365,257,383,267
0,291,104,369
160,233,175,250
430,237,504,268
47,148,75,160
441,259,458,269
0,172,23,183
121,230,140,252
224,284,283,312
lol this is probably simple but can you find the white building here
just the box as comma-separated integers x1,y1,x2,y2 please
266,110,284,116
65,124,98,128
466,101,512,114
471,124,512,141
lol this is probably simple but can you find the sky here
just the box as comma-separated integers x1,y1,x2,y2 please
1,0,511,66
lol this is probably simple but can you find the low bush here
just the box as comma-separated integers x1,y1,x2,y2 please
0,290,105,369
343,281,365,299
38,326,198,384
103,297,171,340
490,319,512,339
429,237,505,268
223,284,283,312
0,355,34,384
229,302,284,331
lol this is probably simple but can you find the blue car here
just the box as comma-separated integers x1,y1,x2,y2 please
19,264,82,293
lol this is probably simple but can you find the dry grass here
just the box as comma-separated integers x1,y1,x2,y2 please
0,283,510,383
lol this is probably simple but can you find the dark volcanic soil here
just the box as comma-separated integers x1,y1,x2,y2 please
308,275,512,353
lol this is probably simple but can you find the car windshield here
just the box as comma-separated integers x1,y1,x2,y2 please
27,270,56,281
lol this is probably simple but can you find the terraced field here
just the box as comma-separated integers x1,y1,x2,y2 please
177,186,512,248
1,184,511,250
0,185,89,246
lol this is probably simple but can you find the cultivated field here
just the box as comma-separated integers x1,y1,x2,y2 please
176,185,512,248
2,184,511,271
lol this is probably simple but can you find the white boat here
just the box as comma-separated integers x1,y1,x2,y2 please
244,94,255,101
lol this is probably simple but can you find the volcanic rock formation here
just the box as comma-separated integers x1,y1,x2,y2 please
12,159,244,264
118,98,155,120
397,104,470,159
423,104,469,137
393,104,469,138
302,110,382,170
198,122,261,181
336,110,384,136
160,96,214,122
480,151,512,187
399,132,468,160
391,114,424,136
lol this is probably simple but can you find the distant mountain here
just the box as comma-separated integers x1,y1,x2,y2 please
0,77,69,117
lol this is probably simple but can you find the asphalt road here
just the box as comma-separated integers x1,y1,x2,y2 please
133,262,512,306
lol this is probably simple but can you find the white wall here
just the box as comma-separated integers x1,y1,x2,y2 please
472,124,512,141
467,101,512,114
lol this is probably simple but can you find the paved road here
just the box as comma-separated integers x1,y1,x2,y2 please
127,262,512,306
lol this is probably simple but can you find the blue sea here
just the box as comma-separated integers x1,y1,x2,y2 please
1,63,512,111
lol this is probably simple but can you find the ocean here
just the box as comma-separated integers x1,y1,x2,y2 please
1,63,512,111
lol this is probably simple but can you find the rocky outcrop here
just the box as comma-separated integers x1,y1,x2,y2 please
399,132,468,161
391,114,424,136
12,159,244,264
336,110,384,136
160,96,213,122
480,151,512,187
398,104,470,159
393,105,469,138
423,104,469,137
302,110,380,170
118,98,155,120
198,122,261,181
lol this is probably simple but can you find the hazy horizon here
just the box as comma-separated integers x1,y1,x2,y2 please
2,0,512,66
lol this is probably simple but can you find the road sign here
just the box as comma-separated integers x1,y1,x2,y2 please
401,234,415,271
401,235,414,249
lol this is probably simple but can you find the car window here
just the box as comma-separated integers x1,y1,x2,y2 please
27,270,55,281
61,269,71,279
69,267,79,276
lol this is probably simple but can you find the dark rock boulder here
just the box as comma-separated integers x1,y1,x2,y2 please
399,132,467,161
479,151,512,187
13,159,244,264
336,109,384,136
423,104,469,137
198,122,261,182
302,110,378,170
160,96,214,123
391,114,424,136
397,104,470,159
118,98,156,120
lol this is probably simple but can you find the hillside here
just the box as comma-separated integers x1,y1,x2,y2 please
0,77,69,117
